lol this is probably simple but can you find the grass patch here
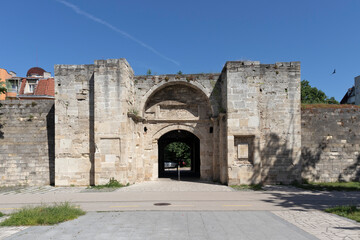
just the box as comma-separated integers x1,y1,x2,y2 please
293,181,360,191
301,104,360,110
88,178,128,190
325,206,360,222
0,202,85,226
0,212,4,217
230,184,263,191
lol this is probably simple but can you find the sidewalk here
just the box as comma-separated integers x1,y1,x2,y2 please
0,180,359,213
0,180,359,240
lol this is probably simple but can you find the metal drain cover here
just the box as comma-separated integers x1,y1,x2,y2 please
154,203,171,206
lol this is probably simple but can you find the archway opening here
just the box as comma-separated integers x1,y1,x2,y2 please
158,130,200,178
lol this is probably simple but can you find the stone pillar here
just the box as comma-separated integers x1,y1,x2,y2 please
355,76,360,105
93,59,135,185
54,64,95,186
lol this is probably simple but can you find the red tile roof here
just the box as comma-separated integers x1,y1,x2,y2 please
19,78,26,95
34,78,54,96
18,78,54,97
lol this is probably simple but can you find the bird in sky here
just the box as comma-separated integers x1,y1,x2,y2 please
332,69,336,74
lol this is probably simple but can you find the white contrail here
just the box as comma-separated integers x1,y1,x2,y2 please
55,0,180,66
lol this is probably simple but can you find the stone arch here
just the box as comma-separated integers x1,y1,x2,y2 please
140,81,213,117
152,124,204,141
158,129,200,178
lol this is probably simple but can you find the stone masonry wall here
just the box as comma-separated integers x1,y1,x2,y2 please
301,107,360,182
55,59,142,186
93,59,139,185
3,58,359,187
134,73,221,117
55,64,95,186
0,100,54,187
225,61,301,185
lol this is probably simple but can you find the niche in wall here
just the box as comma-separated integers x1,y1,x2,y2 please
234,135,255,164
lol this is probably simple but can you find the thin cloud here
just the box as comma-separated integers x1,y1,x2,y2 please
55,0,180,66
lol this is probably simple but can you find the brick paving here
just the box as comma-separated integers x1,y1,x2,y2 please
273,210,360,240
0,186,86,195
0,216,28,240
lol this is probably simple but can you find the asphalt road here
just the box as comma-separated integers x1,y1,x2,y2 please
0,183,359,212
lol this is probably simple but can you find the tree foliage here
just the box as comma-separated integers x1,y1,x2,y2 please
0,82,7,106
301,80,338,104
164,142,191,167
0,81,6,95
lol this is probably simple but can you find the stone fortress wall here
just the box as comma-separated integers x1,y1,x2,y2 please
53,59,302,186
302,106,360,182
0,58,359,187
0,100,54,187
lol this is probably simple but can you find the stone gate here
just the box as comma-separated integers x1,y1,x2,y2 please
54,58,301,186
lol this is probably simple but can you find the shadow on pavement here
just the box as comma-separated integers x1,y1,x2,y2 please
262,186,360,210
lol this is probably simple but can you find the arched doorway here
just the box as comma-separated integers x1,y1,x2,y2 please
158,130,200,178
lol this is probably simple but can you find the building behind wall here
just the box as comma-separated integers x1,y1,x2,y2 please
356,76,360,105
54,58,301,186
0,68,13,100
340,75,360,105
0,67,54,100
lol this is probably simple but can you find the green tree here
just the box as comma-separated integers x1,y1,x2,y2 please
0,79,6,95
0,82,6,107
301,80,339,104
146,69,152,75
164,142,191,167
0,86,5,95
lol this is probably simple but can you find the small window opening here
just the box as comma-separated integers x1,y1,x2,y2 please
209,127,213,133
144,127,148,133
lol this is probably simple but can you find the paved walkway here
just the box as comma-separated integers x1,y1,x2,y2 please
0,186,87,195
273,210,360,240
4,211,318,240
0,180,359,239
116,180,233,192
0,226,28,240
0,180,231,195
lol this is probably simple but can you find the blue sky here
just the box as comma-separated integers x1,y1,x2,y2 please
1,0,359,101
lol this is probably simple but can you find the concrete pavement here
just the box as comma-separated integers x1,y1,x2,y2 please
4,211,318,240
0,180,359,239
0,181,359,213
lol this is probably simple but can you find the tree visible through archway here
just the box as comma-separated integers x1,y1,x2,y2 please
158,130,200,178
164,142,191,167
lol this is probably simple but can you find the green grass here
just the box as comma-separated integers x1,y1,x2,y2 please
0,202,85,226
325,206,360,222
301,103,360,109
88,178,128,190
230,184,263,191
293,181,360,191
0,212,4,217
